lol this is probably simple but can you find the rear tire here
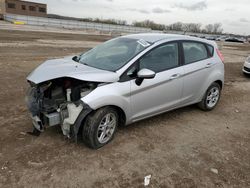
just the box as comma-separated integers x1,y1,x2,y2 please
82,107,118,149
198,82,221,111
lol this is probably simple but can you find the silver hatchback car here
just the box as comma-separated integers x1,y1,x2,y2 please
26,34,224,149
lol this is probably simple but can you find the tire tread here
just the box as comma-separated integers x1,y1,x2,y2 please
198,82,221,111
82,107,118,149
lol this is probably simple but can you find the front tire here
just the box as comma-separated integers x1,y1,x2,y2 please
82,107,118,149
198,82,221,111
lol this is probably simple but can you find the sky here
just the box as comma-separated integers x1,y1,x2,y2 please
29,0,250,35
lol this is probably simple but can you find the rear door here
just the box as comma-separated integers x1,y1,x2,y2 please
181,41,214,104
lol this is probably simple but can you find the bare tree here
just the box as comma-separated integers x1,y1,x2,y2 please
184,23,202,33
213,23,223,34
167,22,185,31
133,20,166,30
204,24,214,33
204,23,223,34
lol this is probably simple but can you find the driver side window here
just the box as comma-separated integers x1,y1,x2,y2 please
139,43,179,73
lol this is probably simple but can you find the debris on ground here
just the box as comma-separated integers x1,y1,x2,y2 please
28,161,44,167
211,168,219,174
1,161,9,170
144,175,151,186
20,132,26,135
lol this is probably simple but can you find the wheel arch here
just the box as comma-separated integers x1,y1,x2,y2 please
76,104,127,139
107,105,126,127
214,80,223,89
90,105,127,126
197,69,224,101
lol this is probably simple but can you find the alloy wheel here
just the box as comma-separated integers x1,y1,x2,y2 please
97,113,117,144
206,87,220,108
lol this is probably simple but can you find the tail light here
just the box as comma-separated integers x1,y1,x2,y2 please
216,49,224,63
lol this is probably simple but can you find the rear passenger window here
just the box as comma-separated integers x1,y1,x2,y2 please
183,42,208,64
139,43,179,73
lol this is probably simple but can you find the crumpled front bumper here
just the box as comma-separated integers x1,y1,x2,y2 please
28,101,92,142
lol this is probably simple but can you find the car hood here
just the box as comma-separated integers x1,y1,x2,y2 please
27,56,120,84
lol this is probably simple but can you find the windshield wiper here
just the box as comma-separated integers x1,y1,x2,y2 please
80,61,89,66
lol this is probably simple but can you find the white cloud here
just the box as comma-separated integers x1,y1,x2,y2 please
152,7,171,14
126,8,150,14
174,1,207,11
239,18,249,23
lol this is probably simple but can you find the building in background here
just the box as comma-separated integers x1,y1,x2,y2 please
0,0,47,19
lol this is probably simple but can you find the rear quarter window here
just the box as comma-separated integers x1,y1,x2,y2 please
207,44,214,57
183,42,208,65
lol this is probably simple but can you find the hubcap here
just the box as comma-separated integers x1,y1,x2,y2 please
97,113,117,144
206,87,220,108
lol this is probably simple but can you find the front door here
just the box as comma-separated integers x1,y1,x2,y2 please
129,42,184,121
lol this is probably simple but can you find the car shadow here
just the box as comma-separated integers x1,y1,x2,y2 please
118,104,199,132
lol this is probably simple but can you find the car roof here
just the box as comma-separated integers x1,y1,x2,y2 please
123,33,215,46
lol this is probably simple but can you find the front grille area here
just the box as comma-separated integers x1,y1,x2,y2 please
244,66,250,72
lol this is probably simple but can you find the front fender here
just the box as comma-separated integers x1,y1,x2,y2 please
82,82,131,123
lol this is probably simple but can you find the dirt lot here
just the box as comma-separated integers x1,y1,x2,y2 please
0,29,250,188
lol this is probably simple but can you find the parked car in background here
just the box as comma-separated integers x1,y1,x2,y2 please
225,37,245,43
243,56,250,76
26,33,225,149
216,36,228,41
205,36,217,41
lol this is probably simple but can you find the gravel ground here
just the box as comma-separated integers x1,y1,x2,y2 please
0,29,250,188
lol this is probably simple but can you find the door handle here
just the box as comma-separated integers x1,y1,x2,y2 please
206,62,213,68
170,74,181,80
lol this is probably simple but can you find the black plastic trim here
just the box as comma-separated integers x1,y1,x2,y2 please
72,102,93,142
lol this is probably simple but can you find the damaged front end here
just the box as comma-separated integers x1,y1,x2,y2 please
25,78,96,140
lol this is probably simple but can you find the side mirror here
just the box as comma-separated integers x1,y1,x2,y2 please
137,68,156,79
72,55,80,62
136,68,156,86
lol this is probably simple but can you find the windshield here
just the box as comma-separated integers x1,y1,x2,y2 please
79,37,151,71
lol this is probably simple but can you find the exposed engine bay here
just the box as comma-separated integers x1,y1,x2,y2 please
26,77,98,138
